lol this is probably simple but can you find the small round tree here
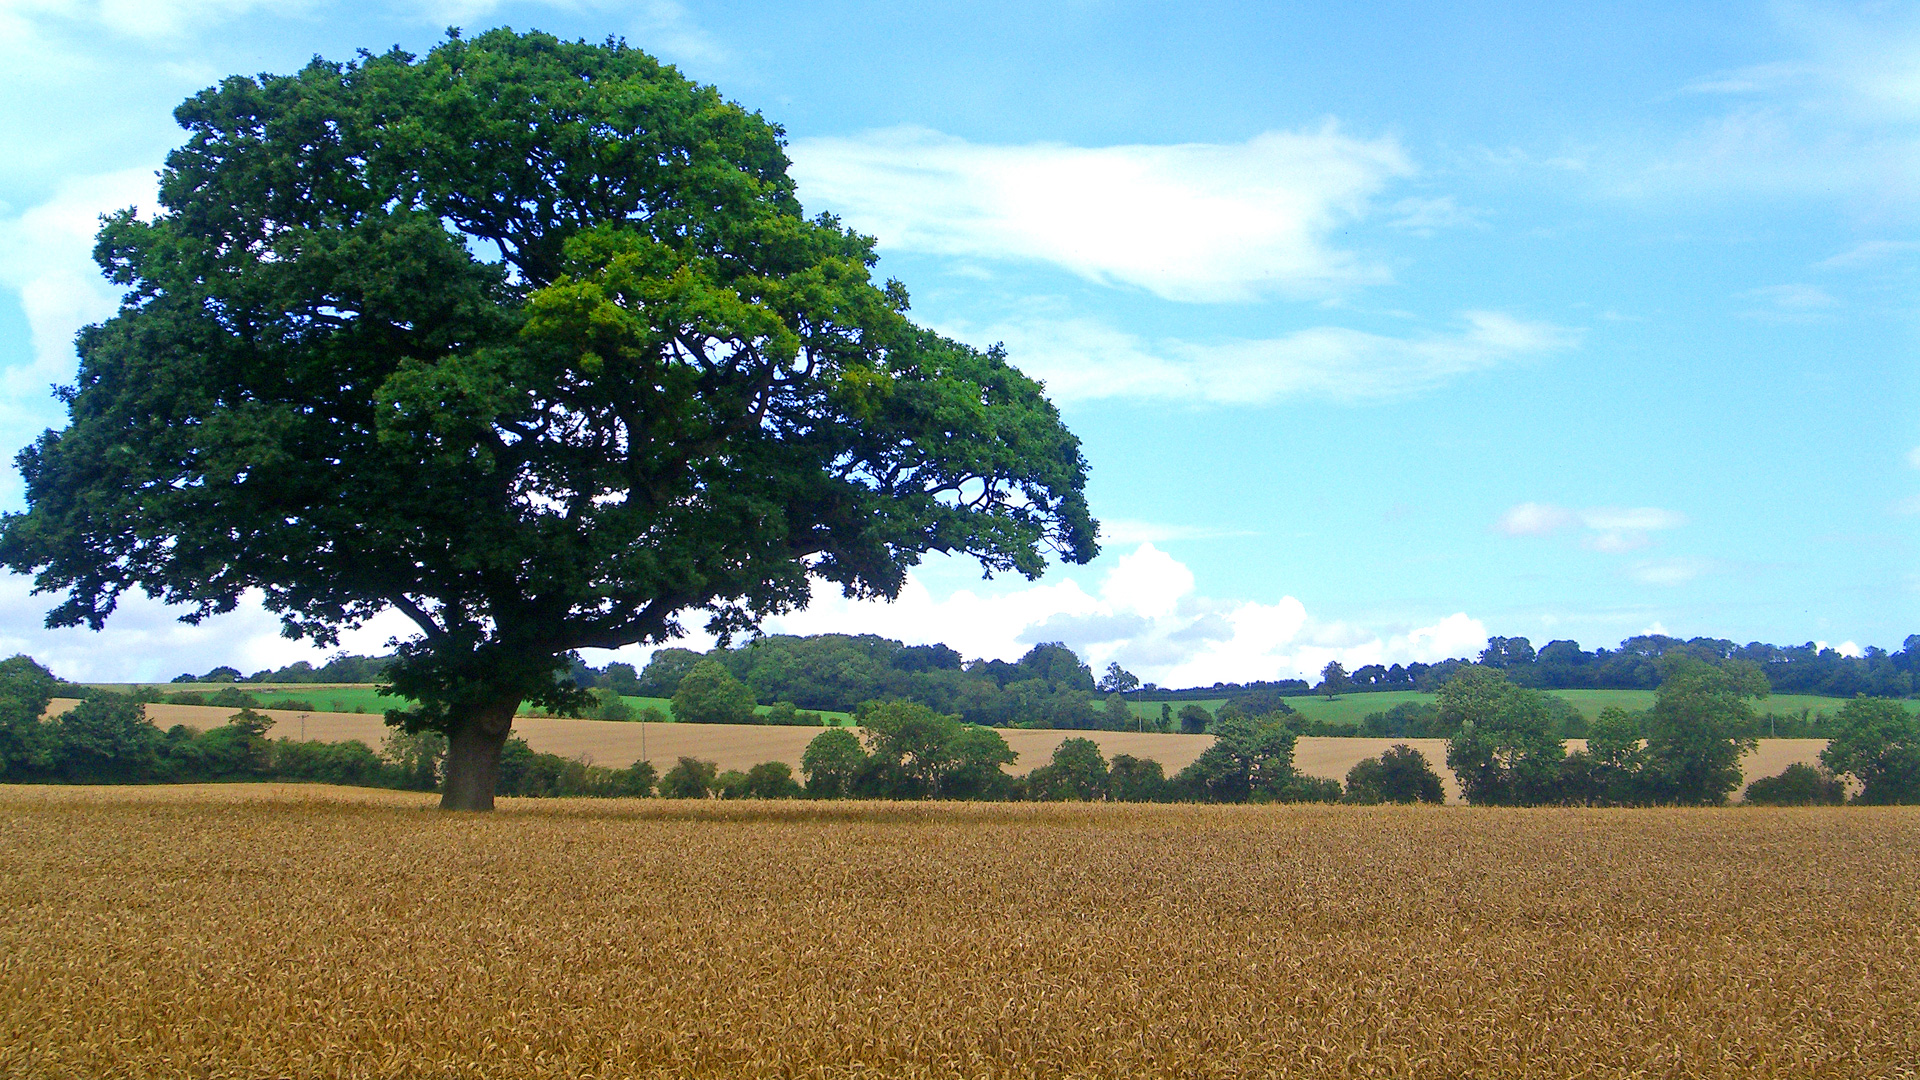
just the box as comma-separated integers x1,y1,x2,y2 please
0,31,1095,809
671,659,758,725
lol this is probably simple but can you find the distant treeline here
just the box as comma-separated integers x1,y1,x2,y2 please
12,652,1919,806
161,630,1919,736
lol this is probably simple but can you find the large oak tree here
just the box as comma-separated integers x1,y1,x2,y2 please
0,30,1097,808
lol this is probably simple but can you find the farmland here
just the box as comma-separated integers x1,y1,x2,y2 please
1133,688,1918,727
45,699,1829,800
3,786,1916,1079
102,683,858,725
121,682,1907,731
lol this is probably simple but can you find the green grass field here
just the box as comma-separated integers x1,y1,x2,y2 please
1133,688,1918,727
113,683,856,725
109,681,1913,731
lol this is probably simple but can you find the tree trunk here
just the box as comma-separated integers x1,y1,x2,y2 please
440,697,520,811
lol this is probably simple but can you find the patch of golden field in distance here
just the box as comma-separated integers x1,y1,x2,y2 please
3,786,1916,1079
44,700,1829,803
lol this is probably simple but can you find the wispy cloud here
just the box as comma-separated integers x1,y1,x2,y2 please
1627,5,1920,206
1387,195,1484,235
1816,240,1920,269
1626,556,1715,587
789,123,1413,304
968,310,1575,405
1096,519,1257,545
1739,282,1841,321
1498,502,1688,553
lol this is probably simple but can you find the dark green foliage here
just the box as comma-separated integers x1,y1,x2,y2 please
671,660,758,724
637,649,705,698
1174,713,1306,803
1442,667,1567,806
1178,705,1212,735
0,655,61,779
1743,763,1847,806
762,701,826,726
0,29,1095,809
1639,658,1764,806
1358,700,1450,739
1027,737,1109,801
800,727,866,797
713,770,752,799
1097,663,1139,694
742,761,803,799
659,757,718,799
854,700,1016,799
1318,661,1350,699
1579,706,1649,805
52,696,161,783
1344,744,1445,804
1105,754,1168,802
1820,695,1920,804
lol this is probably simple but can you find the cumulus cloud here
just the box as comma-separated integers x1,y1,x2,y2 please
0,168,157,488
761,544,1486,687
0,574,415,682
966,310,1574,405
5,544,1487,689
1498,502,1687,552
788,124,1413,303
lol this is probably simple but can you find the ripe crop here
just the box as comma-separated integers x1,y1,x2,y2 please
3,785,1916,1078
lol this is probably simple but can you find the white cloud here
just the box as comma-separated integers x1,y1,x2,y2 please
0,168,158,490
971,309,1573,405
788,123,1413,303
6,545,1487,690
1497,502,1579,537
762,544,1486,687
0,574,415,682
1498,502,1687,552
1905,446,1920,469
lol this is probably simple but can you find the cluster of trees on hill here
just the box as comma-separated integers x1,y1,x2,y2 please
634,636,1142,730
1464,634,1920,698
171,655,394,685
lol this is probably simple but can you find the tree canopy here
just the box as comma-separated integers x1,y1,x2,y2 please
0,30,1095,808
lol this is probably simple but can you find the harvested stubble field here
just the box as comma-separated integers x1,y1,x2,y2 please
4,786,1918,1079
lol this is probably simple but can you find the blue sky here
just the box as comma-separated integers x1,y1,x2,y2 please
0,0,1915,684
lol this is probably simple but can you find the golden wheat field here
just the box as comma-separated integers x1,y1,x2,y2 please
4,786,1918,1079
